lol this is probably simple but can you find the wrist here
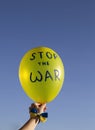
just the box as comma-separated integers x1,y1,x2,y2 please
29,108,48,123
30,115,40,124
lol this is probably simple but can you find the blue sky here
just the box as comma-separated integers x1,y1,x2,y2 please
0,0,95,130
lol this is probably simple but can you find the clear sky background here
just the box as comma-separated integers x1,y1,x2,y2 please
0,0,95,130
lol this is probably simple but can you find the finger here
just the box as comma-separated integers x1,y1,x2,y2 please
40,103,46,110
44,106,47,112
34,102,42,107
29,103,37,110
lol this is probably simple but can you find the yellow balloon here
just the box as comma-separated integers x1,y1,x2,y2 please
19,46,65,103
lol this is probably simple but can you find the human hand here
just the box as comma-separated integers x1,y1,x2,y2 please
29,103,47,115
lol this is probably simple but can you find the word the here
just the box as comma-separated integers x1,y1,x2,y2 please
38,61,49,66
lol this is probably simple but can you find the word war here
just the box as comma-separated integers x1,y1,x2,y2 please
30,69,60,82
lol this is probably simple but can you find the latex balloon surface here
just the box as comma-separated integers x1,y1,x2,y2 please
19,46,65,103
